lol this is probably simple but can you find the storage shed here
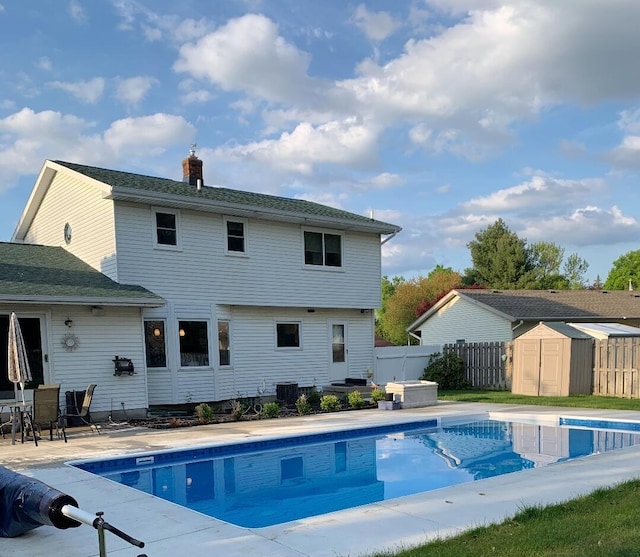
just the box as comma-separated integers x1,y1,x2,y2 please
567,322,640,340
512,322,594,397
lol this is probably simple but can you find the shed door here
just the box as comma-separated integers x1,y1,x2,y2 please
539,339,563,396
519,339,541,395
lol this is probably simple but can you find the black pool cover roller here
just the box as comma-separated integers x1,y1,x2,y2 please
0,466,80,537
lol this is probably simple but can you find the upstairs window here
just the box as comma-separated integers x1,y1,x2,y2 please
304,231,342,267
153,208,180,249
225,218,246,254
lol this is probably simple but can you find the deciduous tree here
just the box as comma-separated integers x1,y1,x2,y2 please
604,250,640,290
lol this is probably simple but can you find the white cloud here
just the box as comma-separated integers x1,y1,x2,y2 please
351,4,401,41
460,174,606,214
115,76,159,106
37,57,52,71
0,108,195,187
370,173,403,188
68,0,87,23
293,191,348,209
174,14,314,104
213,117,380,174
48,77,105,104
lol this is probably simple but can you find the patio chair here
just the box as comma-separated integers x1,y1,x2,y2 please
32,384,67,442
61,383,100,434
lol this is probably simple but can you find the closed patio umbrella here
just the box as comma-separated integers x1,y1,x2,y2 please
8,312,32,407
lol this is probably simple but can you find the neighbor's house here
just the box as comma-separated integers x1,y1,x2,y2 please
2,155,401,418
407,288,640,345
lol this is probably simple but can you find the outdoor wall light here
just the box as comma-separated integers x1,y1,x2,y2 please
64,318,73,328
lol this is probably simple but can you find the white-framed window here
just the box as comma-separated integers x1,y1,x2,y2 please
178,320,210,367
218,320,231,366
224,217,247,254
275,321,301,349
303,230,342,267
153,207,181,249
144,320,167,368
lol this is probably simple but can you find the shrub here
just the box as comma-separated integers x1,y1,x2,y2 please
347,390,365,409
305,388,321,407
371,388,386,402
295,394,313,415
422,352,470,390
262,401,280,419
194,403,214,424
229,399,244,421
320,394,341,412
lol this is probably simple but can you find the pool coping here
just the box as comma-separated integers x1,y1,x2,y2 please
2,402,640,556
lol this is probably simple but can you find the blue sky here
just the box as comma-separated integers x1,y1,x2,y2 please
1,0,640,283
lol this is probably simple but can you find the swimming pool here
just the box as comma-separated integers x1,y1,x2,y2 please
71,415,640,528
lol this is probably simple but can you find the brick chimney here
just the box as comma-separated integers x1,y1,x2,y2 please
182,144,203,187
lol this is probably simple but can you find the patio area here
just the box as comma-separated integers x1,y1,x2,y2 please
2,401,640,556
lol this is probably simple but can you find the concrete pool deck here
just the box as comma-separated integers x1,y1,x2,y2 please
2,401,640,556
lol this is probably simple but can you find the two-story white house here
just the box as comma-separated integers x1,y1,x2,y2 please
2,153,400,418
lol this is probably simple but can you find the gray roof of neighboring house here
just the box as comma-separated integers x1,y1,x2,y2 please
0,242,163,306
408,288,640,331
53,160,401,234
457,288,640,320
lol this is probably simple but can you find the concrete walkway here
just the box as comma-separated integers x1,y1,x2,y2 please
2,401,640,556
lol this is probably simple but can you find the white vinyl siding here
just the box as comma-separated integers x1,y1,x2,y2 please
44,305,148,415
23,170,117,279
114,204,382,308
417,296,513,345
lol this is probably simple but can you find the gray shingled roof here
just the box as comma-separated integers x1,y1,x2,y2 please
535,322,594,339
457,289,640,320
0,242,163,305
54,160,401,233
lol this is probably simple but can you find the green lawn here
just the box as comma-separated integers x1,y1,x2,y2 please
438,389,640,411
370,480,640,557
369,390,640,557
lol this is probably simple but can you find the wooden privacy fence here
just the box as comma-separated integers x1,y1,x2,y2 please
443,341,510,389
593,338,640,398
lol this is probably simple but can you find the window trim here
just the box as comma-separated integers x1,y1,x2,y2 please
223,216,248,256
152,207,182,250
275,321,302,350
302,228,344,269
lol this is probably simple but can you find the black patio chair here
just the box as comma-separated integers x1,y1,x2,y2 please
61,384,100,434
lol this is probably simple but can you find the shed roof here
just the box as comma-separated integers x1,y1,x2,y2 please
528,322,594,339
0,242,163,306
567,322,640,338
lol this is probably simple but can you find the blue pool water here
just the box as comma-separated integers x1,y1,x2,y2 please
72,417,640,528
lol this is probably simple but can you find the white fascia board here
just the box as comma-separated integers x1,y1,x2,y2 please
0,295,165,308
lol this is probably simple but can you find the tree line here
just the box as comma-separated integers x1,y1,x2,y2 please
376,218,640,345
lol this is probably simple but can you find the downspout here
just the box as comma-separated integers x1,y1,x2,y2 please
512,319,524,333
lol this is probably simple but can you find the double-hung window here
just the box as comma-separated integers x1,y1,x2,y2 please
304,230,342,267
224,218,246,254
153,208,180,249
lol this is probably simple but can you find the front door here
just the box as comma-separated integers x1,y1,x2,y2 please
0,314,47,399
328,321,348,382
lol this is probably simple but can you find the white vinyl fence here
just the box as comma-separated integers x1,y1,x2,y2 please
374,345,442,385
